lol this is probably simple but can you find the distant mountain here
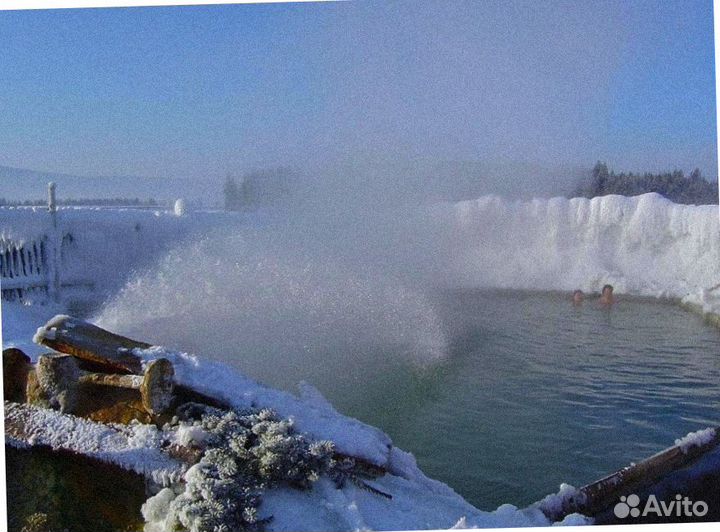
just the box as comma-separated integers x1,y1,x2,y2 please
0,165,222,207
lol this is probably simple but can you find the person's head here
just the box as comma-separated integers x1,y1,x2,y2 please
600,284,615,305
572,289,584,304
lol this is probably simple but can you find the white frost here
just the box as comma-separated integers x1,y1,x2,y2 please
4,402,184,485
675,427,717,453
173,424,210,447
33,325,56,343
432,193,720,299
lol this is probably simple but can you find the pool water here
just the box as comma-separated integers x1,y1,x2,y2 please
283,290,720,510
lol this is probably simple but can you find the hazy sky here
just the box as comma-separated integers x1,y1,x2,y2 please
0,0,716,180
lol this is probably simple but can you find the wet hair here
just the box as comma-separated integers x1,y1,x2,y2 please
573,289,583,296
602,284,613,293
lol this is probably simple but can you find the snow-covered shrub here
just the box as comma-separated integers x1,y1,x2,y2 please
150,405,337,532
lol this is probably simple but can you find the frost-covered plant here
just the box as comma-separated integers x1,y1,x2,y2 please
155,405,337,532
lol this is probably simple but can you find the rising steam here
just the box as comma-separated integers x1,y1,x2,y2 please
95,213,448,391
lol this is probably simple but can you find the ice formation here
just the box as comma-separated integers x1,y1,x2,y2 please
674,427,718,454
430,193,720,298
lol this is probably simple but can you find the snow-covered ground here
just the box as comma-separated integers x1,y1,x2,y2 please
4,193,719,306
3,193,720,530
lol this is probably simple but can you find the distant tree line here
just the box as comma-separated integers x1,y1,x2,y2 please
0,197,160,207
224,167,294,211
574,162,718,204
223,176,249,211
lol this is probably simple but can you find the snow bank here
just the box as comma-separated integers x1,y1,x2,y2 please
259,477,590,531
5,369,592,531
432,193,720,298
4,193,720,303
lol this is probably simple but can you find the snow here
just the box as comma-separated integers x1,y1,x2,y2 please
534,483,587,522
141,487,179,532
33,321,61,343
433,193,720,299
130,345,393,468
3,401,184,486
5,193,720,530
674,427,717,454
0,205,242,299
6,193,720,308
174,424,210,447
259,478,592,531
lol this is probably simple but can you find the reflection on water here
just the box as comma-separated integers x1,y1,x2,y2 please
244,290,720,510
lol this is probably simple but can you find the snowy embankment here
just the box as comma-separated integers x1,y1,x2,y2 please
5,193,719,311
432,193,720,305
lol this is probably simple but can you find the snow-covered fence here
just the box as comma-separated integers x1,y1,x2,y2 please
1,184,235,303
0,236,53,301
1,183,62,302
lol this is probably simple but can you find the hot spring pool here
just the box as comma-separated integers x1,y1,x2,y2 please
237,290,720,511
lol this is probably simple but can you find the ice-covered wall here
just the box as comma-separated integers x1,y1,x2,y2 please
431,192,720,298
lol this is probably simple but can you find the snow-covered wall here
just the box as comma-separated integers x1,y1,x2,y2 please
431,192,720,298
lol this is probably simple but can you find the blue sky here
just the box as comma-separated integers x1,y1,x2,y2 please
0,0,716,181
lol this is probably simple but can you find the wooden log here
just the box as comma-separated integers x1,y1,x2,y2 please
3,348,32,403
28,354,80,413
34,315,148,374
542,427,720,521
79,358,175,415
33,315,221,410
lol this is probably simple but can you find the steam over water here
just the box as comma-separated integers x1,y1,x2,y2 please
96,226,449,389
96,191,720,391
97,172,458,385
